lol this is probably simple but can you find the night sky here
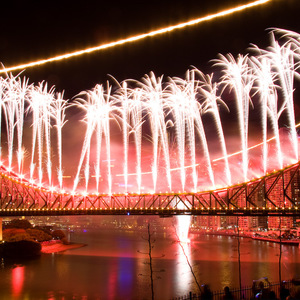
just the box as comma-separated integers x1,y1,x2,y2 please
0,0,300,100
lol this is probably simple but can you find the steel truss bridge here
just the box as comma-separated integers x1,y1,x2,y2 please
0,163,299,217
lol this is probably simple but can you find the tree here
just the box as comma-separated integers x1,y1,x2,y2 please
26,228,52,242
279,216,282,283
3,228,33,242
51,229,66,240
5,218,32,229
2,240,41,258
137,223,165,300
172,222,201,294
34,225,52,236
236,217,242,299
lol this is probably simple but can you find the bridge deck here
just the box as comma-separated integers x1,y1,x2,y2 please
0,162,299,217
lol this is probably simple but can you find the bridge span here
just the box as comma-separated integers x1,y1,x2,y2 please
0,162,299,217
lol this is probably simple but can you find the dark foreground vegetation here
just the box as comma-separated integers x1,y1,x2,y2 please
0,240,41,258
1,218,67,258
172,279,300,300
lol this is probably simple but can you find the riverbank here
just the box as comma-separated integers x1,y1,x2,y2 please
41,240,86,254
190,229,300,245
251,235,300,245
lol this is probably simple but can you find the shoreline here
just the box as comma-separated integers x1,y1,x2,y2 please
41,241,87,254
190,230,300,246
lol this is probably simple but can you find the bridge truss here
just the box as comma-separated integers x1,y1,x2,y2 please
0,162,299,217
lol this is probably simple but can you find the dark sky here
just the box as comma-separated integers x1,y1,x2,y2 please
0,0,300,100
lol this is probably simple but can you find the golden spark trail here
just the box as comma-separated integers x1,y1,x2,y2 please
116,122,300,177
213,122,300,162
0,0,271,74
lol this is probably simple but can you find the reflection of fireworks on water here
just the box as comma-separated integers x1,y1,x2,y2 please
176,215,191,244
0,28,299,195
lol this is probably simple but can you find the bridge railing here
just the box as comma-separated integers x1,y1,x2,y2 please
0,162,299,216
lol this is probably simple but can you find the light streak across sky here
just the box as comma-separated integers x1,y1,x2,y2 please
0,0,271,74
213,122,300,162
115,122,300,177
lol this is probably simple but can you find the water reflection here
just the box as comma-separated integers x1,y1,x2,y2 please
1,223,300,299
176,216,191,243
174,216,195,294
118,258,134,298
107,261,117,300
12,265,24,299
175,240,194,295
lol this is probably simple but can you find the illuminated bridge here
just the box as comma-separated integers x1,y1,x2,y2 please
0,162,299,217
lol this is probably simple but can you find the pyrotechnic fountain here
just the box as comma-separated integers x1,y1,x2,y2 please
0,29,299,196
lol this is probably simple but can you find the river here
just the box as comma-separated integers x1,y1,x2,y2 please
0,216,299,299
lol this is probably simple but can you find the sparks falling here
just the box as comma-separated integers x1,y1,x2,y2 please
0,28,298,196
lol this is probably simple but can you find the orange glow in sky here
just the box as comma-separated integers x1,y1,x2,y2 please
0,0,271,74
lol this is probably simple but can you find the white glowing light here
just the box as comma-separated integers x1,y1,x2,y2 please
0,26,299,196
49,186,56,193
